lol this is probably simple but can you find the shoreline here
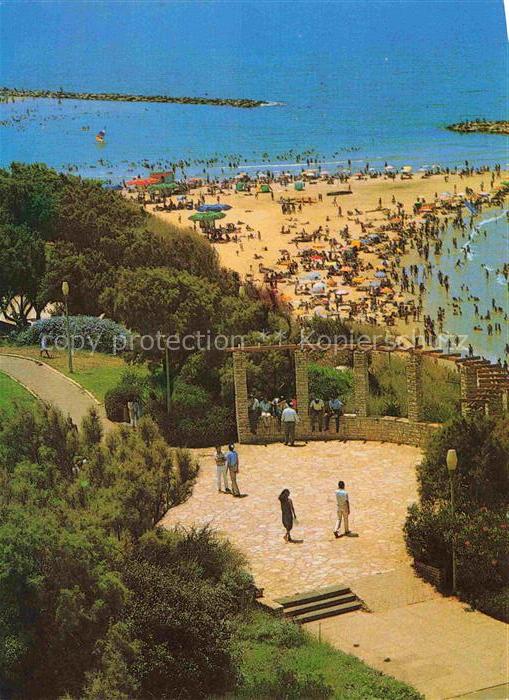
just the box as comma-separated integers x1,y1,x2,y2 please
146,167,508,362
0,87,268,109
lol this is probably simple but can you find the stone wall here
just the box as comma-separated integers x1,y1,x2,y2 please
233,347,440,449
242,414,439,449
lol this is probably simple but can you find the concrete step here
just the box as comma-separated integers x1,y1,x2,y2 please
276,583,350,608
283,592,358,617
292,600,362,624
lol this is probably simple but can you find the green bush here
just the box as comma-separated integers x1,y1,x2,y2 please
308,362,353,402
104,367,149,422
404,503,454,573
474,586,509,623
16,315,130,354
416,414,509,509
405,414,509,608
154,379,237,447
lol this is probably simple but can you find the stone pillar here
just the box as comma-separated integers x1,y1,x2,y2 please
353,350,369,417
406,351,424,422
232,351,250,442
459,363,478,416
294,349,310,435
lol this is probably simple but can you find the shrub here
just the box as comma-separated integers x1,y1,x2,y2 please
416,414,509,509
404,503,454,572
308,362,353,401
17,315,130,354
474,586,509,623
104,367,149,422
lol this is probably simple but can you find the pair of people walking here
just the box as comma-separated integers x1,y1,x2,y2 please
214,444,241,497
279,480,351,542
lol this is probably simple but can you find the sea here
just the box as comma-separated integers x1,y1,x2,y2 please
0,0,507,359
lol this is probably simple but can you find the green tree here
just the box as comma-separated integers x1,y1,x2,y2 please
0,223,45,327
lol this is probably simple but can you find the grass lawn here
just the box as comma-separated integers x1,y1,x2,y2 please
0,345,145,402
234,609,422,699
0,370,37,414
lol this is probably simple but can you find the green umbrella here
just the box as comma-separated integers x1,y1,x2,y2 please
149,183,177,192
189,211,226,222
147,182,181,192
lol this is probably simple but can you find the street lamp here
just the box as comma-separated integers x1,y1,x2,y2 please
61,281,74,374
446,448,458,594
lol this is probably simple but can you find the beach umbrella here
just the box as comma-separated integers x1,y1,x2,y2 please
374,271,387,278
350,240,362,248
311,282,327,294
189,211,226,222
334,288,349,296
301,271,321,280
352,276,365,284
370,280,382,288
402,165,413,173
147,182,180,192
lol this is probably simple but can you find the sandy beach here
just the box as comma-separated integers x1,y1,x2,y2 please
146,167,508,358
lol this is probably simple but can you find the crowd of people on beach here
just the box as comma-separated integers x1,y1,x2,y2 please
126,159,509,366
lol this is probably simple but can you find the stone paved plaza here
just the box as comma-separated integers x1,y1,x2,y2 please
162,440,423,599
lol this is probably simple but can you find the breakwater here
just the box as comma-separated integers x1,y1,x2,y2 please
446,119,509,135
0,87,267,109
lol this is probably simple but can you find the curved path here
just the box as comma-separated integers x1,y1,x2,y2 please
0,354,113,431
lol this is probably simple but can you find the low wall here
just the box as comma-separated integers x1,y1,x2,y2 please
241,414,440,449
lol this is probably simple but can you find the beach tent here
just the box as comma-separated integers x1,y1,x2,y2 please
198,203,232,212
259,184,271,193
374,271,387,278
295,181,305,191
236,181,247,191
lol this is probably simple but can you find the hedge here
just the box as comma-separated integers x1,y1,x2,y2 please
17,316,131,355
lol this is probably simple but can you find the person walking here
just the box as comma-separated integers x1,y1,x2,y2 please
334,480,351,538
40,333,51,358
214,445,230,493
279,488,297,542
281,402,299,446
225,444,241,497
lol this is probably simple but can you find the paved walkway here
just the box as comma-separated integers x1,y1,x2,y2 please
306,598,508,700
0,354,112,430
163,442,508,699
162,441,423,599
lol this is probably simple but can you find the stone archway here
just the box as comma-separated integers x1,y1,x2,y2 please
229,343,440,447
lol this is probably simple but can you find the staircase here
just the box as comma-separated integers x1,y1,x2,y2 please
275,583,362,624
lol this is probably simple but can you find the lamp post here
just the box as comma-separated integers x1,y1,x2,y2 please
446,448,458,594
61,281,74,374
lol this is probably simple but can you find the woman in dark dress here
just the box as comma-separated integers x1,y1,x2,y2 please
279,489,297,542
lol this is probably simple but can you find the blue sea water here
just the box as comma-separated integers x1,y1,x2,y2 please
0,0,507,180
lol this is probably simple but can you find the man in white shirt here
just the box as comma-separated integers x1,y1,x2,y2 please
334,480,351,538
281,403,299,446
